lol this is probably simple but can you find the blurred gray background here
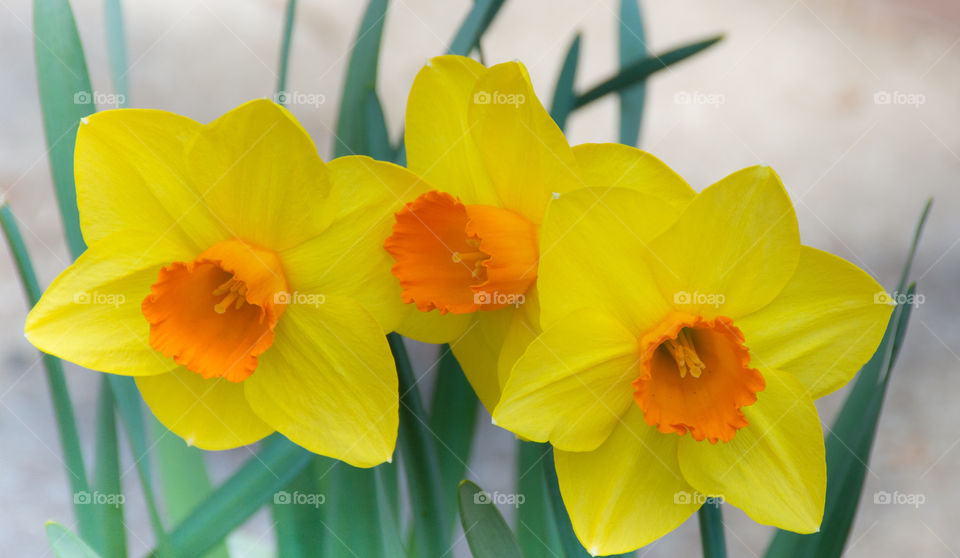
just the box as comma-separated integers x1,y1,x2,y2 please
1,0,958,556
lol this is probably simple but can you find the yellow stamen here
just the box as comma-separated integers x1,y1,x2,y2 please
662,329,706,378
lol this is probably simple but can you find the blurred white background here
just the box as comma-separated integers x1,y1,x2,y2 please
1,0,959,556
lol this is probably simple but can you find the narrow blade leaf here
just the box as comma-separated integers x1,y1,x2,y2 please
458,480,523,558
46,522,103,558
617,0,646,145
334,0,388,157
448,0,506,56
549,33,581,131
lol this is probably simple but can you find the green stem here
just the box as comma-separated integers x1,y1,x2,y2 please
698,501,727,558
388,332,449,557
0,205,95,541
276,0,297,98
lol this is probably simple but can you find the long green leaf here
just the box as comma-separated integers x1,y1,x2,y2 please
429,344,479,534
320,461,393,557
150,417,230,558
334,0,388,157
698,501,726,558
271,460,325,558
617,0,646,145
516,441,561,557
93,378,126,558
764,200,930,558
155,435,312,558
549,33,581,131
448,0,506,56
364,88,393,161
573,35,722,110
458,481,524,558
46,522,103,558
375,465,409,558
0,205,95,541
389,333,449,556
276,0,298,99
34,0,93,258
103,0,129,104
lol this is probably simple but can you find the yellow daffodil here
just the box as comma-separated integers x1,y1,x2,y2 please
377,55,681,412
493,163,892,554
24,99,423,467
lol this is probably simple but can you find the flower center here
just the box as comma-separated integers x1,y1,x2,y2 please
384,190,538,314
142,239,288,382
632,313,765,443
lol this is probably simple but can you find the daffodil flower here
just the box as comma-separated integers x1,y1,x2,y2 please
24,100,421,467
493,164,892,554
379,55,682,412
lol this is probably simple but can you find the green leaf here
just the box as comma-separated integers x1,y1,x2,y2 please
334,0,388,157
271,459,325,558
34,0,94,259
0,205,95,542
364,88,393,161
458,480,524,558
104,0,129,104
46,522,102,558
150,417,230,558
448,0,506,56
698,501,727,558
93,378,126,558
549,33,581,131
320,460,403,557
155,435,312,558
276,0,298,99
764,200,931,558
388,333,449,556
617,0,646,145
516,441,562,557
573,34,722,110
375,465,409,558
429,344,479,534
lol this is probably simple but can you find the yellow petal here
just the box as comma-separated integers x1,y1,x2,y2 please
187,99,336,251
75,109,227,249
495,308,639,452
25,231,193,375
468,61,580,223
739,246,892,399
244,297,398,467
571,143,695,200
649,166,800,319
137,368,273,450
281,156,430,334
450,309,515,413
677,367,825,533
404,55,498,205
538,187,685,334
495,284,542,392
555,406,700,555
